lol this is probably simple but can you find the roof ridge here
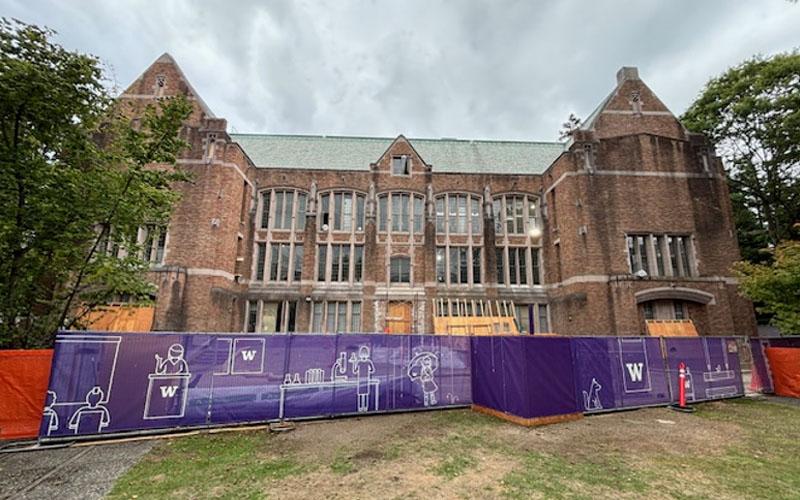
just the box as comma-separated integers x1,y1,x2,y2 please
231,132,563,146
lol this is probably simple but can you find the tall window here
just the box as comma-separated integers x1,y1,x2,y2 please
316,244,364,283
259,189,307,231
319,191,366,232
496,247,542,286
378,192,425,234
253,242,303,283
141,225,167,264
390,256,411,283
311,301,363,333
626,234,695,277
244,300,298,333
435,193,482,235
436,246,481,285
493,194,539,236
514,304,550,333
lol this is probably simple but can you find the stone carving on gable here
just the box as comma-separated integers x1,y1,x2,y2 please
484,185,492,218
366,181,376,218
308,180,318,214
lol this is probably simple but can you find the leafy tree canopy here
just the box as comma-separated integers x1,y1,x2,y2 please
735,239,800,334
682,52,800,262
0,19,191,348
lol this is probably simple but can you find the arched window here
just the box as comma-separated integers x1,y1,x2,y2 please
435,193,482,235
378,192,425,234
318,191,366,233
492,194,539,236
258,188,307,231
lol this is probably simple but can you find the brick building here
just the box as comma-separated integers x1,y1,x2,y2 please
119,54,756,337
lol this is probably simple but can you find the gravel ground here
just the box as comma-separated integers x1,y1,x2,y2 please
0,441,152,500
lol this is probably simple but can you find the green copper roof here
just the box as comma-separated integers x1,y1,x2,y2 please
230,133,564,175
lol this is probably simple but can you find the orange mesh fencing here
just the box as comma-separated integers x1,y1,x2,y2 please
0,349,53,440
765,347,800,399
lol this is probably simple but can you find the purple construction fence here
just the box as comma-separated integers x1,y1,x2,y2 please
40,332,471,440
470,336,579,419
663,337,745,402
572,337,671,413
39,332,747,440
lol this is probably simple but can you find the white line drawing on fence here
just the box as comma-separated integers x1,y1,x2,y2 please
143,343,191,420
583,378,603,411
278,345,380,418
702,337,735,384
50,334,121,408
68,386,110,434
407,351,439,406
43,391,59,436
231,338,266,375
684,366,696,401
618,338,652,394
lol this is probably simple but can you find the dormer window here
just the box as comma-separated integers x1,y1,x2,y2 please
391,155,410,176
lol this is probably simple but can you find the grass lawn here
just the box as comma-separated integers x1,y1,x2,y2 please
108,398,800,499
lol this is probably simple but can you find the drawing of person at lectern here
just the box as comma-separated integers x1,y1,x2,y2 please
155,344,189,374
68,386,110,434
352,346,374,412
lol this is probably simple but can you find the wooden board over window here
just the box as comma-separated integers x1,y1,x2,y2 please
386,301,412,334
433,316,519,336
83,305,154,332
645,319,698,337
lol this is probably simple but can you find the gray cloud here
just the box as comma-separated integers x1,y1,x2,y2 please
2,0,799,140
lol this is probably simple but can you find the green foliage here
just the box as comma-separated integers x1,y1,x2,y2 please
0,19,191,348
735,240,800,334
682,52,800,262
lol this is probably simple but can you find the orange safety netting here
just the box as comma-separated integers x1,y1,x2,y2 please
765,347,800,399
0,349,53,440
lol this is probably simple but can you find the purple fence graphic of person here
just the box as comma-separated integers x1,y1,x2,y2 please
407,351,439,406
144,344,191,420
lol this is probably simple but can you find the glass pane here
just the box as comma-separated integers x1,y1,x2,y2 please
532,249,540,285
355,195,365,231
508,248,518,284
379,196,387,231
496,248,505,284
515,305,530,333
414,196,424,233
341,245,350,282
247,300,258,332
401,194,410,232
654,236,665,276
331,245,341,281
336,302,347,333
286,302,297,332
514,197,524,233
260,302,278,333
320,194,330,228
471,197,481,234
527,198,537,231
668,236,679,276
448,195,457,233
296,194,306,230
449,247,459,284
505,197,514,234
326,302,336,333
312,302,323,332
679,237,692,277
293,245,303,281
627,236,637,273
274,191,284,229
256,242,266,280
538,304,549,333
457,195,467,233
637,236,649,275
436,198,445,233
269,244,280,281
351,302,361,332
354,246,363,282
493,199,502,233
334,193,343,231
342,194,353,232
260,192,270,229
317,245,327,281
459,247,468,283
283,192,293,229
436,247,446,283
472,248,481,284
279,244,290,281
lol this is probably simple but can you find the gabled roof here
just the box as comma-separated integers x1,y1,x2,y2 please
231,133,564,174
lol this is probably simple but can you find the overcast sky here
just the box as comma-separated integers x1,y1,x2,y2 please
3,0,799,141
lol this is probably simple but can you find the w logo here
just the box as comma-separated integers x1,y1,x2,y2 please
160,385,179,398
625,362,644,382
241,350,257,361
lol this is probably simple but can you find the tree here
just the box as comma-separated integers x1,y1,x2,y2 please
682,52,800,262
558,113,582,141
735,239,800,334
0,19,191,349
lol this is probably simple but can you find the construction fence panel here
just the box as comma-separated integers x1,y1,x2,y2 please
663,337,745,403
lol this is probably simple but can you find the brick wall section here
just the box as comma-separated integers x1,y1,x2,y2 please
118,55,755,336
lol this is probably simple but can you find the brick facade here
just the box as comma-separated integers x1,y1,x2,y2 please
121,55,756,337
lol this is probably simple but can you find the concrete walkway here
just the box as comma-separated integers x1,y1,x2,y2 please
0,441,152,500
